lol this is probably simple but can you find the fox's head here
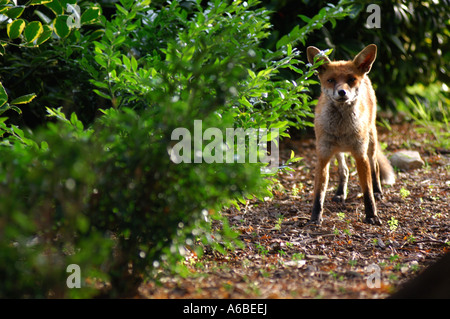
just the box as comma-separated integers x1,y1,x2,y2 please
307,44,377,105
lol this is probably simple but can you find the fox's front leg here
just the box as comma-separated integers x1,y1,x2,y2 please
310,155,332,225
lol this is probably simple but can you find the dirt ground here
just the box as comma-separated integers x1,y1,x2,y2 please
139,123,450,299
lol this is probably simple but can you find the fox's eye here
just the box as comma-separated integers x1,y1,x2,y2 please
327,78,335,83
348,77,356,84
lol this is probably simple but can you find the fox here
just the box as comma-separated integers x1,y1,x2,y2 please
306,44,395,226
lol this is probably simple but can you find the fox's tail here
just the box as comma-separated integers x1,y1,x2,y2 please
377,150,396,185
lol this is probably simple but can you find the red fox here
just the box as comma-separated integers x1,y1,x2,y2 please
306,44,395,226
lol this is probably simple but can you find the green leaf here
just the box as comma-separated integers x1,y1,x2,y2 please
59,0,77,6
119,0,134,10
0,103,22,116
81,6,101,25
87,29,104,41
135,0,151,8
269,120,289,129
46,106,68,122
36,25,53,45
11,93,37,105
112,35,126,46
115,4,128,16
7,19,26,39
94,55,107,68
34,9,52,24
40,140,49,151
298,14,311,23
131,56,138,72
5,6,25,19
0,104,10,116
45,0,64,15
0,42,6,56
9,105,22,115
0,4,8,14
24,21,44,43
0,83,8,108
53,15,70,38
89,79,109,90
93,89,112,100
29,0,53,5
70,112,84,130
122,55,131,70
287,43,292,56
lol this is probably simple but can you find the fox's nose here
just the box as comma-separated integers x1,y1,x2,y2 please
338,90,346,97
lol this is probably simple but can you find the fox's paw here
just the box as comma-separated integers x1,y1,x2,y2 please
374,192,383,201
332,195,346,203
364,215,382,226
306,218,322,227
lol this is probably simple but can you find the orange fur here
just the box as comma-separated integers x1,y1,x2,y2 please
306,44,395,226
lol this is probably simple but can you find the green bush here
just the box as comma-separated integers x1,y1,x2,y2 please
0,0,351,297
1,100,267,298
0,0,104,127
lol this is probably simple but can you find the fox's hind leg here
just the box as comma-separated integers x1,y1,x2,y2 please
332,153,349,203
353,151,381,225
368,134,383,200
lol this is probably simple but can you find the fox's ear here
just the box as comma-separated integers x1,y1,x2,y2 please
307,46,330,73
307,46,321,64
353,44,377,74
